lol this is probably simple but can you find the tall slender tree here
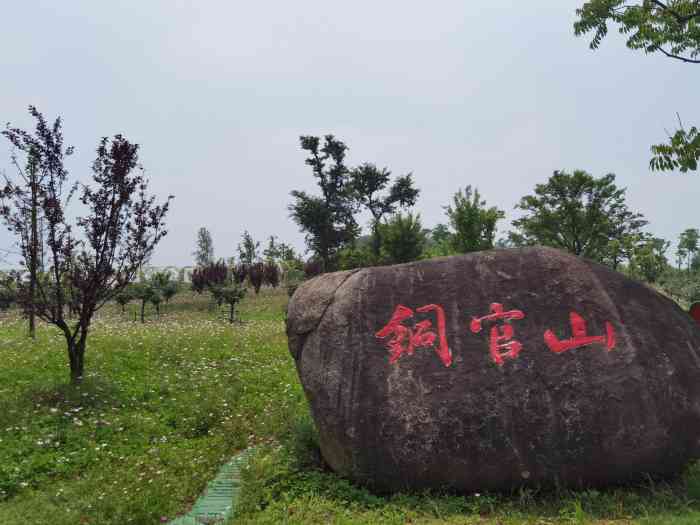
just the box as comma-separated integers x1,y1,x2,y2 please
193,227,214,266
263,235,279,262
2,112,65,338
237,230,260,265
679,228,700,270
289,135,358,272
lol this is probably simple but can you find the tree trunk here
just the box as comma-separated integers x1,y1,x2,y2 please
141,300,146,323
371,219,382,259
229,302,235,323
28,169,38,340
67,333,86,384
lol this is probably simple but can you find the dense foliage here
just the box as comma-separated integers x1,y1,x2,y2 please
191,261,228,294
446,186,504,253
263,261,280,288
289,135,358,272
510,170,646,267
248,262,264,294
378,213,427,264
349,163,419,259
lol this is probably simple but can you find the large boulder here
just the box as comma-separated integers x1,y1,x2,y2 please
286,247,700,493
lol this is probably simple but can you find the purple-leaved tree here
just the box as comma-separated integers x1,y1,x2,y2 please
1,106,172,383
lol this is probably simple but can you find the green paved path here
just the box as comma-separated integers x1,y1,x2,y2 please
169,448,254,525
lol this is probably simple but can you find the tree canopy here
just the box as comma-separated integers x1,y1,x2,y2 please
349,163,419,258
445,186,504,253
289,135,358,272
378,212,427,264
510,170,647,265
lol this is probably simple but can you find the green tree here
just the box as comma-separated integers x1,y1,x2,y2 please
276,242,298,263
131,282,158,323
148,287,163,317
445,186,504,253
193,227,214,267
237,230,260,266
114,285,135,314
421,224,455,258
349,163,419,259
679,228,700,270
692,251,700,272
212,284,246,323
574,0,700,172
379,213,427,264
510,170,646,264
627,236,670,283
677,245,688,269
337,242,375,270
263,235,279,262
289,135,358,272
151,271,179,306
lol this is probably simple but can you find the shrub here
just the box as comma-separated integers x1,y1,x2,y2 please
249,262,264,294
379,212,426,264
285,268,304,298
263,261,280,288
114,286,135,313
232,263,248,285
215,284,247,323
191,261,228,293
303,259,323,278
151,271,179,305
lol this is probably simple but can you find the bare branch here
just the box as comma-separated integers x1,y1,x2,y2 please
655,45,700,63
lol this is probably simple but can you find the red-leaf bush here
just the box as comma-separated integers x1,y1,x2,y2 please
191,261,228,293
304,259,323,278
263,262,280,288
249,262,264,294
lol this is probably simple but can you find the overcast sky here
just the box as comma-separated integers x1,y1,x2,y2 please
1,1,697,268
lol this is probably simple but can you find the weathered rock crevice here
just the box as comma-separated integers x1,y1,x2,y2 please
287,269,361,361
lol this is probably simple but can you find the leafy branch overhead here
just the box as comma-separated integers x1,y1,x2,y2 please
574,0,700,171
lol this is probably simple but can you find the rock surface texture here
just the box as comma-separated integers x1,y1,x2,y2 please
286,247,700,492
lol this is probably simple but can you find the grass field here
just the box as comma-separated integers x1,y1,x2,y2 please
2,289,700,524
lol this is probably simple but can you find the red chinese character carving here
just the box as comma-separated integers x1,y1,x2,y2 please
376,304,452,367
544,312,616,354
470,303,525,366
